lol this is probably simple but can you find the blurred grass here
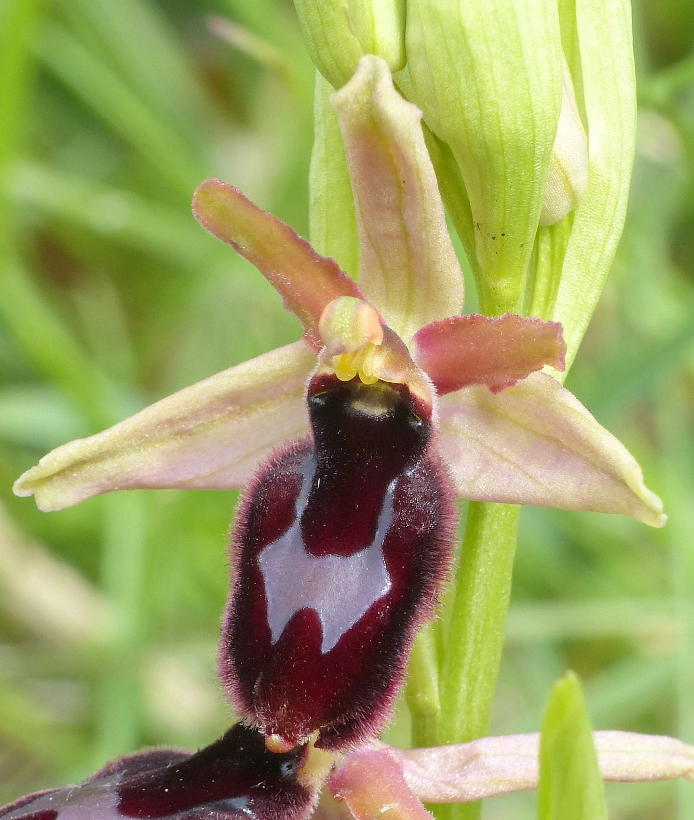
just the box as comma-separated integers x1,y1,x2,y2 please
0,1,692,817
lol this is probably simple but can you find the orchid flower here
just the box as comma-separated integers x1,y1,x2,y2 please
13,57,663,528
7,55,668,820
2,673,692,818
2,720,693,819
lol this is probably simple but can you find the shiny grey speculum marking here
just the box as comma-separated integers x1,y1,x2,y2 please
2,779,121,820
259,456,394,654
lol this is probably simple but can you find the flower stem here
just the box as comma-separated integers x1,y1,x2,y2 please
435,501,521,820
407,625,441,749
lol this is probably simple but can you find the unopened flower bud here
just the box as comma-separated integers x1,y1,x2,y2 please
403,0,563,313
294,0,405,88
540,60,589,226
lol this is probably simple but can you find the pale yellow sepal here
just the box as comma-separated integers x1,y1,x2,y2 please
13,342,314,512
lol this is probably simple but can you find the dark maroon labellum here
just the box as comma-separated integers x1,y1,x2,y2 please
221,376,456,750
0,724,312,820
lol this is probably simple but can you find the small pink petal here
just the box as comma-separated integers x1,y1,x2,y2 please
396,731,694,804
328,747,434,819
412,314,566,395
193,179,363,349
332,55,464,342
13,342,314,511
438,371,666,526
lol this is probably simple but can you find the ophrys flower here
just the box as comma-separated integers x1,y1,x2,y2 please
6,53,668,820
13,57,663,531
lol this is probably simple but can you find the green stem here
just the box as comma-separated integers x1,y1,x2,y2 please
426,250,524,820
407,625,441,749
435,502,521,820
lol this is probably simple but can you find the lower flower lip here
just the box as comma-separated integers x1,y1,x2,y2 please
221,377,456,751
0,724,314,820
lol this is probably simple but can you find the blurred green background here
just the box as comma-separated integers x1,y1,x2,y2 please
0,1,692,817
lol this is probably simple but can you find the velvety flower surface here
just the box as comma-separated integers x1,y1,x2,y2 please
221,372,456,750
0,724,316,820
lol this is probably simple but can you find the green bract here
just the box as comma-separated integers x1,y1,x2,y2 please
547,0,637,371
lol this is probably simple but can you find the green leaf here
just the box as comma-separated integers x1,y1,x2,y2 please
10,162,208,269
538,672,608,820
36,22,204,199
60,0,214,142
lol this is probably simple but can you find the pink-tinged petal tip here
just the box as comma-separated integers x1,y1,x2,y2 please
413,313,566,395
192,178,363,349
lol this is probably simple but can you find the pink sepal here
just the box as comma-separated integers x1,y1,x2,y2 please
397,731,694,803
413,313,566,395
13,342,314,511
193,179,363,349
437,372,666,526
